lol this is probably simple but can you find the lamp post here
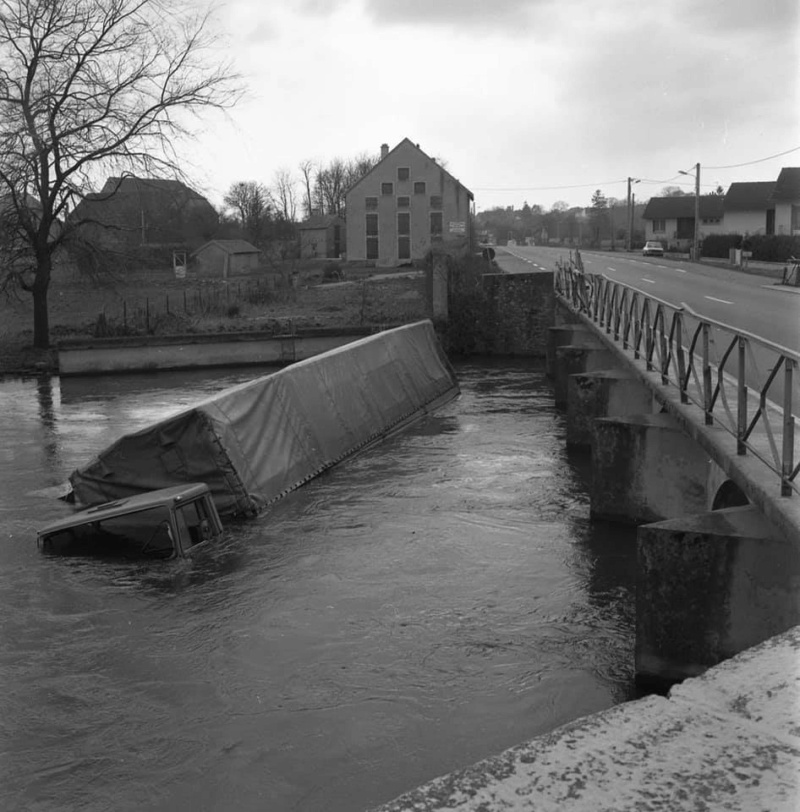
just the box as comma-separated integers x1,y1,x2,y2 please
679,163,701,261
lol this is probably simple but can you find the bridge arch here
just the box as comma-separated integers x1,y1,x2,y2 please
711,479,749,510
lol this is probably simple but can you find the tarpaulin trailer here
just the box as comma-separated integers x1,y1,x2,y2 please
68,320,459,517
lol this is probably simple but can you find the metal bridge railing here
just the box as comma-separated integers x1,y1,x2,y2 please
554,255,799,498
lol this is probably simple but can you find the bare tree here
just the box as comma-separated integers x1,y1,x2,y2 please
315,158,346,216
0,0,241,348
272,168,297,223
223,181,272,246
298,159,315,220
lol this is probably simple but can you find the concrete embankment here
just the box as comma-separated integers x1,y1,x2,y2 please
371,625,800,811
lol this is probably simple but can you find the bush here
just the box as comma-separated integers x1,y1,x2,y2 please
702,233,800,262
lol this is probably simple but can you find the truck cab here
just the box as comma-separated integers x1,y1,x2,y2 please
37,483,223,560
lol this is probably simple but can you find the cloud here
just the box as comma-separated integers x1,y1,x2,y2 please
362,0,555,33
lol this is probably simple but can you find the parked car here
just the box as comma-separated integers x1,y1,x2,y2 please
643,241,664,257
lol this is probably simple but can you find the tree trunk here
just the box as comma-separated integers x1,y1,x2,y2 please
32,255,52,349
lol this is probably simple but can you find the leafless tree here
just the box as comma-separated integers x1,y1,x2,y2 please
298,159,315,220
0,0,241,348
223,181,272,246
272,168,297,223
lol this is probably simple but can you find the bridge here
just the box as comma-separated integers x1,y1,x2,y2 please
549,250,800,689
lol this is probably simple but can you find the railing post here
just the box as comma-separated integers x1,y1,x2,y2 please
675,312,688,403
737,336,747,454
702,323,713,425
783,358,795,497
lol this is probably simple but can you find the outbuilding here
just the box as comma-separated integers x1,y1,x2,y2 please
192,239,261,278
297,214,345,259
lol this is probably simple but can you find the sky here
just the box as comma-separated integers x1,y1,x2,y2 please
185,0,800,214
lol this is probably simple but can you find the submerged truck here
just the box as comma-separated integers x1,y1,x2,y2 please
38,321,459,559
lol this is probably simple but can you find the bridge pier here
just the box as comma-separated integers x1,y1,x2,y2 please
554,345,618,409
546,324,598,378
591,413,708,524
636,505,800,690
566,370,655,448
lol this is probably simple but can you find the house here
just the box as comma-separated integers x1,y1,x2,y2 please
641,195,725,247
70,176,218,255
722,182,776,236
192,239,261,278
345,139,473,266
770,167,800,236
297,214,345,259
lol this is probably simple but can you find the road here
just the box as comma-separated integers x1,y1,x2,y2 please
496,244,800,351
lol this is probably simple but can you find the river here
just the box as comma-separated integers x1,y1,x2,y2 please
0,359,636,811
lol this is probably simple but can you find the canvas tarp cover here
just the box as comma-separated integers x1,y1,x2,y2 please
69,320,459,516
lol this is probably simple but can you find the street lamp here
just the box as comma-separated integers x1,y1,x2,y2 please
679,163,701,261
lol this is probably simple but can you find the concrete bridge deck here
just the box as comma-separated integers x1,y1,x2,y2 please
372,625,800,811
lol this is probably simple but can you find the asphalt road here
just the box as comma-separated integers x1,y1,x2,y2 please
496,245,799,352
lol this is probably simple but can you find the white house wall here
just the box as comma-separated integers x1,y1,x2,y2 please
346,141,472,266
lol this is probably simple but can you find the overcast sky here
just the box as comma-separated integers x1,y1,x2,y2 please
188,0,799,213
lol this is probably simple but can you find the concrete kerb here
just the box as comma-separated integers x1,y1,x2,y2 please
371,625,800,811
556,301,800,548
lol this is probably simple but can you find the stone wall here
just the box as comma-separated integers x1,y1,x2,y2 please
481,271,555,356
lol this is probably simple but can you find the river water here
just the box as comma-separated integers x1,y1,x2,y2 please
0,360,637,811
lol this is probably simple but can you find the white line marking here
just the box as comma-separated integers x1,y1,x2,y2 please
656,265,669,270
673,268,687,273
607,267,617,272
641,278,656,284
704,295,733,305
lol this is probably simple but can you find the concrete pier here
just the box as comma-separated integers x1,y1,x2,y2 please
371,625,800,812
546,324,597,378
636,505,800,688
553,345,618,408
566,369,655,448
591,412,709,524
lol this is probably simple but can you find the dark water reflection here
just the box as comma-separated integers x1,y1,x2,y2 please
0,361,636,812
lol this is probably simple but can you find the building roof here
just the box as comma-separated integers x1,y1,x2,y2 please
642,195,725,220
193,239,260,256
346,137,474,200
297,214,345,230
770,167,800,202
724,182,776,211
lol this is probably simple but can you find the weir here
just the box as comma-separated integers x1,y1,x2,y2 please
68,320,459,516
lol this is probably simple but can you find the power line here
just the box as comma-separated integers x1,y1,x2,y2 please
704,145,800,170
472,179,628,192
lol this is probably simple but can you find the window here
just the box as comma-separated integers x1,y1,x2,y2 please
791,205,800,232
366,213,378,259
430,195,442,209
397,167,409,181
398,212,411,260
381,182,393,196
430,211,443,239
702,218,721,225
365,196,378,210
652,219,665,233
414,181,426,195
397,196,410,208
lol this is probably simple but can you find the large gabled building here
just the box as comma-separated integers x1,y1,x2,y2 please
345,139,473,266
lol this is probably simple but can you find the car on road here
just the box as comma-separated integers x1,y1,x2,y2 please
642,241,664,257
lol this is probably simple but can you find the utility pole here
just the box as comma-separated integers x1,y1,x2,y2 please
626,177,639,251
693,162,701,262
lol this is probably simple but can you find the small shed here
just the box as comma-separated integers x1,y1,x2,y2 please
192,239,261,278
298,215,345,259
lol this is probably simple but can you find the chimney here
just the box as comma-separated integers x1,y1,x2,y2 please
380,143,389,159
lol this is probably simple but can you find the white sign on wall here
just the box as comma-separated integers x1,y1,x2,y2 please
449,221,466,234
